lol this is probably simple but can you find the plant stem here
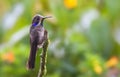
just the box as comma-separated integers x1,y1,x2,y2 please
37,38,49,77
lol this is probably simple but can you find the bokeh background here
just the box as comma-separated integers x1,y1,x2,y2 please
0,0,120,77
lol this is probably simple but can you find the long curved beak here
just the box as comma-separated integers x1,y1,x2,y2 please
40,16,52,25
43,16,52,19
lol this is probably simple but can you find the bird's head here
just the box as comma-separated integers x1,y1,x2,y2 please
32,14,52,27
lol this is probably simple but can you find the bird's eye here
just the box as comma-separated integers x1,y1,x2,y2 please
37,18,40,20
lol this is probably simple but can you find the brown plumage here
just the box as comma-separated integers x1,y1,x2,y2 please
27,15,51,70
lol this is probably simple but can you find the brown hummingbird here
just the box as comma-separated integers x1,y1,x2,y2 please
27,14,51,70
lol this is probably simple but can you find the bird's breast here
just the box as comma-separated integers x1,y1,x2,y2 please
37,28,45,48
38,31,44,40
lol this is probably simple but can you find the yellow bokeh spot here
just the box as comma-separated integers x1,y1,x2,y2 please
106,56,118,68
64,0,77,9
94,64,102,74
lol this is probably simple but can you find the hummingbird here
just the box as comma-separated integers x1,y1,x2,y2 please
27,14,51,70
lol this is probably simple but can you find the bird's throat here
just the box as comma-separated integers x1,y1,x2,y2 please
40,19,45,26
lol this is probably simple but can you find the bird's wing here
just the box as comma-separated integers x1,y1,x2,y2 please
43,29,48,41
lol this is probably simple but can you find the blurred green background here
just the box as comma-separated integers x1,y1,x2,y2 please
0,0,120,77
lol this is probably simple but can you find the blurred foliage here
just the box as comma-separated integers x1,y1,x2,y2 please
0,0,120,77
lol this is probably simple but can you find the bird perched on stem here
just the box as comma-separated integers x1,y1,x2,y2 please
27,14,51,70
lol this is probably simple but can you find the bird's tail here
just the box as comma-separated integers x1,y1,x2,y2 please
27,42,37,70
